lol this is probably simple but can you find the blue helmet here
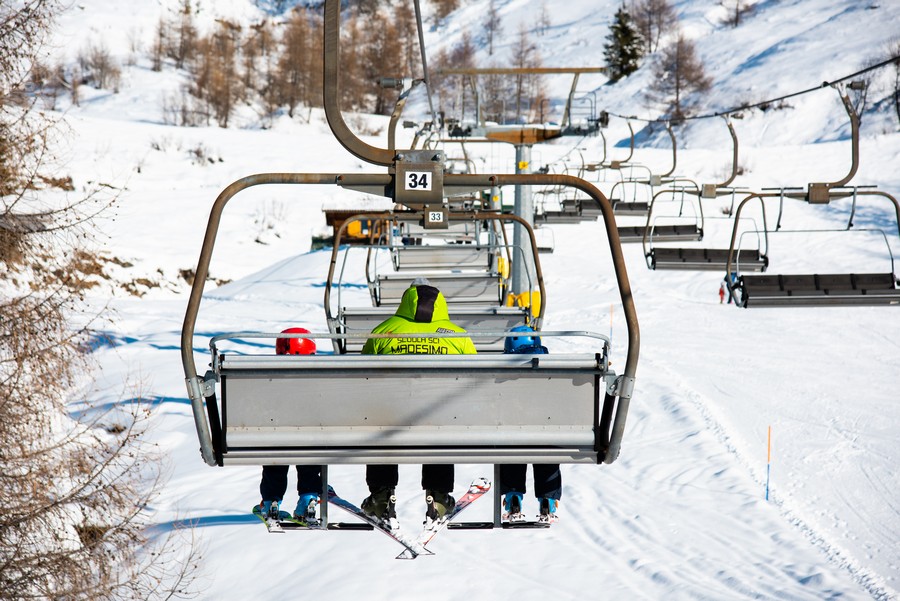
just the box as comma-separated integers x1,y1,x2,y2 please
504,325,548,354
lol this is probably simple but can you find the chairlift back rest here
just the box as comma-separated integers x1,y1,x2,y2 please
618,224,701,243
534,211,592,224
649,247,766,271
402,221,480,239
215,353,612,465
611,201,650,216
337,305,529,352
391,245,492,272
373,273,503,306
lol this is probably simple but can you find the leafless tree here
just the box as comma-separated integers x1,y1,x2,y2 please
2,3,203,597
168,0,198,69
364,11,404,115
392,0,419,76
339,10,366,111
888,38,900,127
78,41,121,91
151,17,166,72
536,1,552,36
431,0,460,26
649,34,712,119
720,0,753,28
276,11,313,118
189,20,242,127
510,23,546,124
630,0,677,53
483,0,502,56
431,32,476,124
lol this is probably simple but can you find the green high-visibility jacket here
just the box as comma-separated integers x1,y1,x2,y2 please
362,285,477,355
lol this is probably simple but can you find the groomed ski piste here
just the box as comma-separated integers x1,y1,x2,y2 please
49,0,900,599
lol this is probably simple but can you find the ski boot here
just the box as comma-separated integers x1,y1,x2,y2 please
424,490,456,527
362,487,398,530
294,493,320,524
538,497,559,523
257,500,280,520
502,492,525,523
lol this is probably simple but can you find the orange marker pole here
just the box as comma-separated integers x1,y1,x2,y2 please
609,304,614,344
765,425,772,500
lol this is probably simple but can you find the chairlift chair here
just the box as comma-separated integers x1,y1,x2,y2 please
617,184,704,244
645,188,768,272
725,188,900,307
179,0,641,531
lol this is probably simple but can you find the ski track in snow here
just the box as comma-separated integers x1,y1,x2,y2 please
656,360,897,600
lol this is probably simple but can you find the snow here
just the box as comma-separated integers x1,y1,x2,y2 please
38,0,900,599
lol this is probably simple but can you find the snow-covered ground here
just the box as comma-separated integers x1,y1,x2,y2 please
41,0,900,599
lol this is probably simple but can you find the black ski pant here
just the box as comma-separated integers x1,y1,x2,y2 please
366,464,454,495
259,465,323,502
498,464,562,500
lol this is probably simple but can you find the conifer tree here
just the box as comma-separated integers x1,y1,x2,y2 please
604,5,644,83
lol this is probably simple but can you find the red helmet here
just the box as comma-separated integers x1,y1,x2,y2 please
275,327,316,355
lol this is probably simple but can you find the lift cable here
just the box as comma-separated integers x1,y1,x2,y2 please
605,53,900,124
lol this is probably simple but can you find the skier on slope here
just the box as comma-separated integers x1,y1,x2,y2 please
360,278,476,528
254,327,324,524
498,325,561,523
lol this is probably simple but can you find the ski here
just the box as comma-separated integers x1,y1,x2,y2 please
253,501,329,531
501,520,552,529
282,497,327,530
500,510,555,529
280,513,327,530
326,487,431,559
396,477,492,559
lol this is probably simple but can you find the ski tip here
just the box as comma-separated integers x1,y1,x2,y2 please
468,478,491,493
395,545,434,560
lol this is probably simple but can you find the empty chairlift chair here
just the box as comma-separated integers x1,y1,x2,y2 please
725,189,900,307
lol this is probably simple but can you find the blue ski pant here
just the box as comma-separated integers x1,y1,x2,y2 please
498,464,562,500
260,465,323,502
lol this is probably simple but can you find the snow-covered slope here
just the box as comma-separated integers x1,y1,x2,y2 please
43,0,900,599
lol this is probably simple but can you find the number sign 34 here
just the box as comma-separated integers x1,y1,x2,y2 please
405,172,432,191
